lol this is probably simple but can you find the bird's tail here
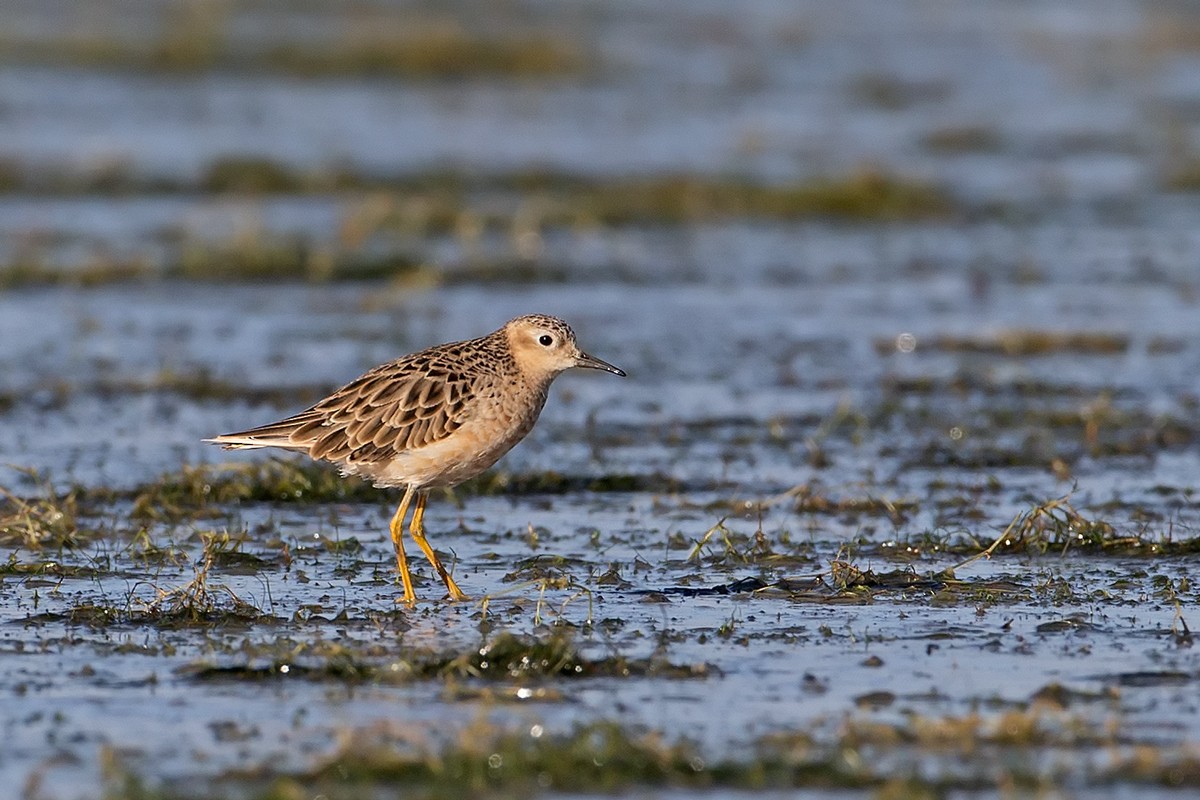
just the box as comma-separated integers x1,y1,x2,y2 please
205,412,324,451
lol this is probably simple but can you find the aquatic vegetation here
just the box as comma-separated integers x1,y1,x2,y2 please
921,125,1006,153
123,462,683,519
98,706,1200,799
951,494,1129,559
129,461,383,516
0,19,584,79
178,630,711,686
850,73,949,110
553,169,953,224
876,329,1131,357
785,485,918,524
0,166,956,290
0,480,80,549
1163,156,1200,192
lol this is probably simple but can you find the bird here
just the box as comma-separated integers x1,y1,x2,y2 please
206,314,625,604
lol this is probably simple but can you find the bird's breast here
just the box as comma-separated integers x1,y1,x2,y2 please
370,380,549,488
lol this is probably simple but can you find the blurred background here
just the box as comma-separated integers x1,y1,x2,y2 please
4,0,1200,494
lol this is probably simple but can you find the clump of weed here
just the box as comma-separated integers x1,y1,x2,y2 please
786,485,917,524
0,475,82,548
438,631,588,680
940,493,1195,574
184,630,710,686
687,519,754,566
433,631,710,682
301,720,708,794
969,495,1116,556
141,533,266,625
819,556,978,601
130,460,381,520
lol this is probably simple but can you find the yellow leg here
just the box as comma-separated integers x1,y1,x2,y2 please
388,485,418,605
409,492,468,601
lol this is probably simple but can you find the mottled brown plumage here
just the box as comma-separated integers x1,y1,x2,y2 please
206,314,624,604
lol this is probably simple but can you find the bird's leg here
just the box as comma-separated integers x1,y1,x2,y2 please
388,485,418,604
408,492,469,601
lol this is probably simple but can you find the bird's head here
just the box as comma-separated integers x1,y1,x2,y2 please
504,314,625,380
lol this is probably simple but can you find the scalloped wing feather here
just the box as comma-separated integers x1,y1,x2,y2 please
208,349,481,465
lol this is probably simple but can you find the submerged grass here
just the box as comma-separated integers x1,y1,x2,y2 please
0,166,955,289
233,720,879,798
785,485,918,524
123,461,682,520
127,461,381,519
180,630,710,685
0,161,954,216
947,494,1132,560
871,493,1200,561
0,244,427,288
25,532,271,629
0,481,81,549
534,168,954,224
0,22,584,79
0,259,152,290
144,532,270,622
100,708,1200,799
307,722,731,794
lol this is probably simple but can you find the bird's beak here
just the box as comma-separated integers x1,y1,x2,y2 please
575,351,626,376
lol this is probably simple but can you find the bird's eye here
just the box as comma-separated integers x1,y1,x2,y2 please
538,334,554,347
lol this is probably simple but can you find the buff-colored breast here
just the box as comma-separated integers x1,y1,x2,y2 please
361,377,551,488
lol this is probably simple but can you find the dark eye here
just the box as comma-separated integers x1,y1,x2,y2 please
538,334,554,346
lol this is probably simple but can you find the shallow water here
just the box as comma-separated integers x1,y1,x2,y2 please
3,1,1200,798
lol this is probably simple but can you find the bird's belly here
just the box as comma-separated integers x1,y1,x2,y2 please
368,414,535,489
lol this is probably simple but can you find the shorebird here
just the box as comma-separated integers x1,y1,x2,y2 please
206,314,624,604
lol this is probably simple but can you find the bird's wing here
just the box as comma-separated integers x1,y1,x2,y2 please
206,352,477,466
